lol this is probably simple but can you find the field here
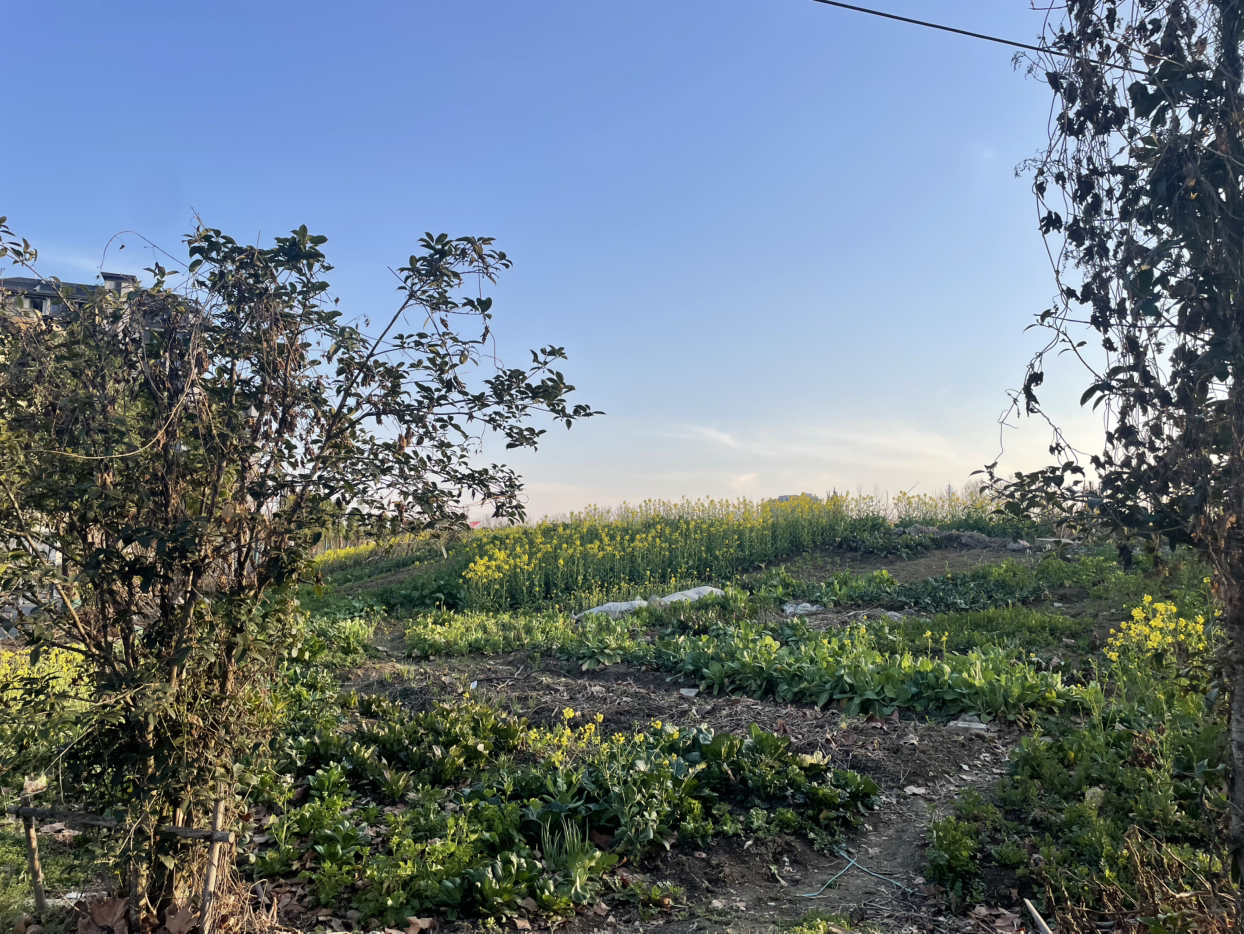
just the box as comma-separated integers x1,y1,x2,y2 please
1,493,1232,934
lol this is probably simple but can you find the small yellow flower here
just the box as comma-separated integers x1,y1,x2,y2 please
563,707,576,720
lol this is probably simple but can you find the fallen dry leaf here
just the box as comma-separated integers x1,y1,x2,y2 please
993,910,1020,931
79,896,129,934
38,822,80,843
520,897,538,913
162,904,197,934
903,785,928,796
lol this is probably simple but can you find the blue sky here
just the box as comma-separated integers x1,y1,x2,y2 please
4,1,1101,517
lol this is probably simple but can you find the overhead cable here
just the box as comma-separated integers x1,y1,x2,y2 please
807,0,1145,74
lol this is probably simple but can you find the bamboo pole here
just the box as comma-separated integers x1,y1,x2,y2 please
1023,898,1054,934
5,806,232,842
18,795,46,915
199,797,227,934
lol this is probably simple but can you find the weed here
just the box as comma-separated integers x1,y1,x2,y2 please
787,909,868,934
926,816,981,901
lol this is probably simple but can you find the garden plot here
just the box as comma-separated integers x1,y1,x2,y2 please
5,494,1228,934
338,651,1023,934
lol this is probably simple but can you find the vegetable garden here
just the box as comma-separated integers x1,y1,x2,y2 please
2,493,1232,933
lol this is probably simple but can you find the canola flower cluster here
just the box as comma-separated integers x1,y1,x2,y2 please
891,488,995,526
0,645,81,704
315,532,431,575
460,492,995,609
1104,594,1213,665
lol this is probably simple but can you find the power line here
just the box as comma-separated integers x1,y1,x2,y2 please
808,0,1048,54
807,0,1145,74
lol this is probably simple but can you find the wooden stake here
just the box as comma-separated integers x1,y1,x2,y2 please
199,797,227,934
1023,898,1054,934
19,794,47,915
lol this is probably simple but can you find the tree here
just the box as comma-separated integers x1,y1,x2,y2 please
996,0,1244,897
0,219,597,928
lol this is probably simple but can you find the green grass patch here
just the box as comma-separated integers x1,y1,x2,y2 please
0,827,102,932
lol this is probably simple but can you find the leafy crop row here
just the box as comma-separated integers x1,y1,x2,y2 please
239,646,879,925
799,554,1125,614
404,565,1094,720
660,619,1076,720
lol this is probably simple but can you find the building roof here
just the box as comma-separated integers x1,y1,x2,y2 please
0,273,138,300
0,276,70,295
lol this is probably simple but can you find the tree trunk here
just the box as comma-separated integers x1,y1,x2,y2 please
1226,587,1244,921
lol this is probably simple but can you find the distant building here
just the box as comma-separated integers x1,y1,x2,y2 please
774,493,822,503
0,272,138,319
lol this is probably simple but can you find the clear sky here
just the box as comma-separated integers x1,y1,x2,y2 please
3,1,1103,518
